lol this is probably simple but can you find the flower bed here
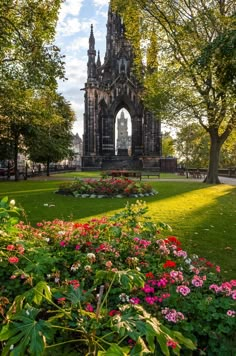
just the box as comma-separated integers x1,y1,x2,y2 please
0,197,235,355
56,177,157,198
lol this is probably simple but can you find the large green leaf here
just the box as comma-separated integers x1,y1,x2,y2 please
98,344,130,355
33,281,52,305
130,337,151,355
0,305,52,356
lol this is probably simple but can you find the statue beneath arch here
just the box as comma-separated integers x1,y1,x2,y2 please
82,4,161,170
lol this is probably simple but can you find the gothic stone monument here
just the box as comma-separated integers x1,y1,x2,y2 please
82,4,161,170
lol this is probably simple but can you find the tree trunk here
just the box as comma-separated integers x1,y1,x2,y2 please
13,134,19,182
46,158,50,176
204,133,221,184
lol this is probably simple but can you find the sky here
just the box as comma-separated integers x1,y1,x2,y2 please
55,0,109,137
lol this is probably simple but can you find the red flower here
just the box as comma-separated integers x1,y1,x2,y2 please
163,260,176,269
109,310,121,317
8,256,19,264
69,280,80,289
166,236,181,246
146,272,154,279
167,340,178,348
7,245,15,251
57,297,66,303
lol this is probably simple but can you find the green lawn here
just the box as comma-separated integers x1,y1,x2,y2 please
0,179,235,278
50,171,187,179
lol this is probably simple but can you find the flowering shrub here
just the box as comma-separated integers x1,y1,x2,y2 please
0,199,235,355
56,177,156,197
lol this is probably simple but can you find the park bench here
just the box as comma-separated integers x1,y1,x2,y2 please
141,168,160,179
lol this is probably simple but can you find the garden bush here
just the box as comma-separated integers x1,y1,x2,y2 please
56,177,157,198
0,197,235,355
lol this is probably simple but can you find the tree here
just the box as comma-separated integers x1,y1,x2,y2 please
161,132,175,158
175,123,210,169
0,0,66,180
111,0,236,183
26,93,75,176
220,130,236,167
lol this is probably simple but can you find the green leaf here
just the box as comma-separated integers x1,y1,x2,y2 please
0,306,51,356
110,226,122,237
33,281,52,305
130,337,151,355
1,196,8,204
98,344,130,355
172,330,196,350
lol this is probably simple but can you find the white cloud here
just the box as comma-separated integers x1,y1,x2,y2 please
93,0,109,7
67,37,89,52
56,17,82,37
58,0,84,23
96,9,107,18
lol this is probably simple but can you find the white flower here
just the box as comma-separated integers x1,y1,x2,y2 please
26,310,30,315
10,345,14,350
119,293,129,302
84,265,92,272
10,199,15,206
58,231,65,235
87,253,96,260
185,258,192,265
55,277,60,283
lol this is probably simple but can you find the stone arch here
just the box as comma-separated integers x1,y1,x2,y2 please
110,94,143,156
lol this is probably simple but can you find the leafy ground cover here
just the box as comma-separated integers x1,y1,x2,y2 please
56,177,156,197
0,198,235,355
0,179,235,278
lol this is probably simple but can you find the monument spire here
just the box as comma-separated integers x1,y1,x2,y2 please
87,24,96,81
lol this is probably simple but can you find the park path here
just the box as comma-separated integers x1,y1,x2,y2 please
26,175,236,186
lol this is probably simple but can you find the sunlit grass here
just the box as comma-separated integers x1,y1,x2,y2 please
0,179,235,278
49,171,186,179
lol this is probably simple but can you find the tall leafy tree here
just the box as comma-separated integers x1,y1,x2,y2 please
26,93,76,176
175,123,210,169
0,0,66,179
112,0,236,183
162,132,175,158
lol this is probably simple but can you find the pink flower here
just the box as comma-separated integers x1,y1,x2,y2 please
6,245,15,251
209,284,222,293
174,250,187,258
85,303,94,312
231,291,236,300
130,297,140,304
75,244,81,250
227,310,235,317
167,339,178,349
170,270,183,282
176,285,191,296
192,275,204,287
59,241,66,247
8,256,19,264
142,284,155,293
216,265,221,273
162,308,185,323
105,260,113,268
145,296,158,304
